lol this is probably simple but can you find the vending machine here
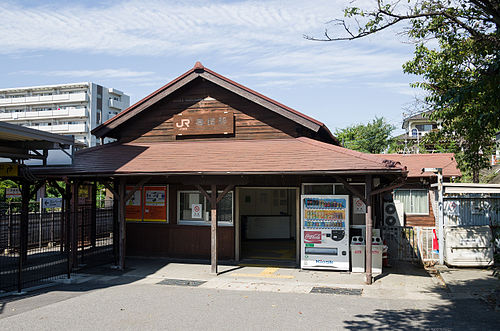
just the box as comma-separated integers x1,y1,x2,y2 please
301,195,350,270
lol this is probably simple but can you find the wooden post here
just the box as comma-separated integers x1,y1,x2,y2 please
118,179,126,270
365,175,373,285
112,180,119,266
210,184,217,274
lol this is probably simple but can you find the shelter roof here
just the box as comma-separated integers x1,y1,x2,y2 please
0,122,74,160
33,137,405,176
92,62,337,144
379,153,461,178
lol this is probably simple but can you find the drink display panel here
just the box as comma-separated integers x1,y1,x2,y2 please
301,195,350,270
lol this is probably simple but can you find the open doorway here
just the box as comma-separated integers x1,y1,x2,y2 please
238,188,297,264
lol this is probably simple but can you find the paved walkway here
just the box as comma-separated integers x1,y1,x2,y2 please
63,258,446,301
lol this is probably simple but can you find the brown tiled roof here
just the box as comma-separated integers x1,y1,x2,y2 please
92,62,337,143
379,153,461,178
34,138,405,176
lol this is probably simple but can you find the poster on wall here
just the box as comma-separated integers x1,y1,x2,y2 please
353,197,366,214
191,204,202,219
126,186,142,221
143,186,168,222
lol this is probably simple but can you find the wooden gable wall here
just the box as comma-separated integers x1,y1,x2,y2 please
109,79,324,143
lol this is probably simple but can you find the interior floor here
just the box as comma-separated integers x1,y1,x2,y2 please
241,239,296,261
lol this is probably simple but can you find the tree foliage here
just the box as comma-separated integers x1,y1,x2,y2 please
308,0,500,182
335,117,395,153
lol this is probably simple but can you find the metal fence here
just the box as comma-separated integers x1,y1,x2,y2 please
381,226,438,263
75,207,115,269
444,195,500,226
0,210,67,293
0,205,115,293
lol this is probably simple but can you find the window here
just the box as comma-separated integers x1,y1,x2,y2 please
178,190,233,226
415,124,437,132
393,189,429,215
411,129,418,137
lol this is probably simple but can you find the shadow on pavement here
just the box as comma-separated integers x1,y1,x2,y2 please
344,266,500,330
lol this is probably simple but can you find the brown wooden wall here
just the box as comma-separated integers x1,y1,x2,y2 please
125,181,235,260
113,79,319,143
405,195,436,227
126,223,234,260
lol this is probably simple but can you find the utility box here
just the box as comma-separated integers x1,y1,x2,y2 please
350,236,365,273
445,226,494,267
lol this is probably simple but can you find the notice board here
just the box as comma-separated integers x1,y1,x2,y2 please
143,186,168,222
125,186,142,221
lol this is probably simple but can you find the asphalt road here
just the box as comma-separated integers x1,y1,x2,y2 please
0,280,498,330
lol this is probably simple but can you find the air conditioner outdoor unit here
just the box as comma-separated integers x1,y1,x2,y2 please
384,201,404,226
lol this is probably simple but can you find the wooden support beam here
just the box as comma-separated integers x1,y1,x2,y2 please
103,181,118,198
216,185,234,204
210,184,217,274
29,180,46,200
369,177,406,196
124,176,152,202
195,183,234,275
195,184,211,202
118,179,126,270
365,175,373,285
333,176,367,205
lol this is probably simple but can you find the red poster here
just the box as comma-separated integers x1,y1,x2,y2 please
143,186,167,222
125,186,142,221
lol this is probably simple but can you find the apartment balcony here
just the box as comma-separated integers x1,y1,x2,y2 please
108,99,125,110
26,123,87,134
0,108,87,121
0,92,88,106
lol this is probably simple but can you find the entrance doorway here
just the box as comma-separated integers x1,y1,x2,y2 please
238,188,297,264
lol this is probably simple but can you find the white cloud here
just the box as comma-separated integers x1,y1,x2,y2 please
17,69,154,79
0,0,414,88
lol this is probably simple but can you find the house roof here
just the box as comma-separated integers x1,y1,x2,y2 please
379,153,461,178
32,137,405,176
402,110,435,129
92,62,338,144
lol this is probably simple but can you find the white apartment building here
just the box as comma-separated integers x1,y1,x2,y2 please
0,82,130,147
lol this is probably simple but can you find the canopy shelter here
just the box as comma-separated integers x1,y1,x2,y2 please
0,121,74,165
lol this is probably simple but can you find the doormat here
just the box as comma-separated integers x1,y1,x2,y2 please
156,279,206,287
310,287,362,296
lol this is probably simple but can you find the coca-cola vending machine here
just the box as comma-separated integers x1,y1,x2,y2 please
301,195,350,270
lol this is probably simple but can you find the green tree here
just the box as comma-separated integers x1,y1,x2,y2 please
336,117,395,153
307,0,500,182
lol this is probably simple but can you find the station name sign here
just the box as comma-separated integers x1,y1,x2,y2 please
173,111,234,136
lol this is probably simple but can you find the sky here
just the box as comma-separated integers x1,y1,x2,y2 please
0,0,422,135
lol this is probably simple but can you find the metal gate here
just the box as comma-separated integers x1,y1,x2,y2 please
381,226,439,262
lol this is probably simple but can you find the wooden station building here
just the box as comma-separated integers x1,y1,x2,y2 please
34,62,407,283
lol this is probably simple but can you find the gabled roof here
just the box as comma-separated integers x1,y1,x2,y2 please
92,62,337,143
379,153,461,178
32,137,405,176
402,110,436,129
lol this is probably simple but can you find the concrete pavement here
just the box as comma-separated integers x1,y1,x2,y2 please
1,258,499,330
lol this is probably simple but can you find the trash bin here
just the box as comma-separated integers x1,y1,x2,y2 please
372,236,383,275
350,236,365,273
